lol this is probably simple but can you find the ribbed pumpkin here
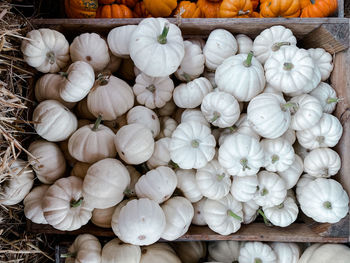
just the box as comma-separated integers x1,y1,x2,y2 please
260,0,300,17
197,0,222,17
219,0,253,18
251,10,260,16
116,0,138,8
133,1,152,17
300,0,337,17
143,0,177,17
65,0,98,18
175,1,203,18
96,4,133,17
99,0,115,4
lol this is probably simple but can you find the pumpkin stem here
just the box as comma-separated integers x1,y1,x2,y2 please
211,111,221,122
326,97,340,104
254,258,263,263
59,72,69,78
271,154,279,164
229,125,238,133
227,210,242,221
191,140,200,148
158,23,170,45
70,197,83,208
97,71,112,86
258,209,272,226
278,202,285,209
316,136,325,144
323,201,332,209
146,84,156,93
168,160,179,169
182,73,192,82
261,188,269,196
240,158,251,171
243,51,254,67
283,62,294,71
217,173,225,181
281,102,297,112
271,42,291,52
124,187,134,197
92,115,103,131
61,252,77,258
46,51,56,64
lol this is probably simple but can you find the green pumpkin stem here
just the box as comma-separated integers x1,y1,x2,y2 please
211,112,221,123
227,210,242,221
271,154,279,164
59,71,69,78
146,84,156,93
92,115,103,131
191,140,200,148
255,258,263,263
323,201,332,209
243,51,254,67
217,173,225,181
283,62,294,71
47,51,56,64
229,125,238,133
281,102,297,112
258,209,272,226
70,197,83,208
326,97,339,104
97,71,111,86
261,188,269,196
158,23,170,45
240,158,251,171
168,160,179,169
271,42,291,52
278,202,285,209
61,252,77,258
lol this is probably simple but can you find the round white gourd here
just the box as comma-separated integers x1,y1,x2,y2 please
192,198,207,226
24,185,49,224
231,175,258,202
278,154,303,189
176,169,203,203
107,25,137,58
236,34,253,54
65,234,102,263
110,199,130,237
173,241,207,263
101,238,141,263
208,241,240,263
298,244,350,263
262,197,298,227
158,117,178,139
271,242,300,263
242,199,259,224
140,243,181,263
281,128,296,145
309,82,338,113
147,138,171,169
181,109,210,127
308,48,333,81
188,38,206,49
127,106,160,138
91,205,116,228
296,174,316,198
239,242,277,263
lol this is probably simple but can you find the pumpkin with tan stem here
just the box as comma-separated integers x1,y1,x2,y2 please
219,0,253,18
300,0,337,17
65,0,98,18
143,0,177,16
101,238,141,263
64,234,101,263
260,0,301,17
96,4,134,18
175,1,203,18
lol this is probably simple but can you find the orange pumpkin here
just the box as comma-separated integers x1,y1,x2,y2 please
96,4,133,17
143,0,177,17
260,0,300,17
197,0,222,17
219,0,253,18
251,0,259,10
300,0,337,17
174,1,203,18
116,0,138,8
133,1,152,17
99,0,115,4
65,0,98,18
251,11,260,16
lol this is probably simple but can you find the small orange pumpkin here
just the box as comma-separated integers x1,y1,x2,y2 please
99,0,115,4
300,0,337,17
133,1,152,17
251,11,260,17
96,4,134,18
219,0,253,18
197,0,222,18
260,0,300,17
116,0,138,8
174,1,203,18
65,0,98,18
143,0,177,17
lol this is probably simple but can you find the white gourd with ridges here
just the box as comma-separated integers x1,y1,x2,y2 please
281,128,296,145
158,117,177,139
65,234,102,263
127,106,160,138
262,197,298,227
173,241,207,263
309,82,338,113
110,199,129,237
263,83,284,97
239,242,277,263
192,198,207,226
140,243,181,263
208,241,240,263
242,199,259,224
101,238,141,263
236,34,253,54
296,174,316,198
107,25,137,58
147,138,171,169
24,185,49,224
181,109,210,127
271,242,300,263
91,205,116,228
176,169,203,203
231,175,258,202
188,38,206,49
308,48,333,81
278,154,303,189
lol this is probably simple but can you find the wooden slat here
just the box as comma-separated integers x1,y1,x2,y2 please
337,0,345,17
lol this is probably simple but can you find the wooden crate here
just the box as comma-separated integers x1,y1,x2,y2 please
27,18,350,243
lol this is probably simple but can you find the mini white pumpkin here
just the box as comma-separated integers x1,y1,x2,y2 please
147,138,171,169
223,113,260,142
130,18,184,77
175,40,205,81
24,185,49,224
247,93,291,139
181,109,210,127
118,198,166,246
21,28,70,73
70,33,110,72
107,25,137,58
308,48,333,81
261,137,295,172
188,38,206,49
127,106,160,138
298,244,350,263
208,241,240,263
91,205,116,228
236,34,253,54
170,121,216,169
192,198,207,226
203,29,237,71
281,128,296,145
262,196,298,227
239,242,277,263
140,243,181,263
253,25,297,64
133,73,174,109
201,91,240,128
278,154,303,189
101,238,141,263
173,241,207,263
219,134,264,176
110,199,130,236
296,173,316,198
65,234,102,263
114,123,155,165
203,194,243,235
296,113,343,149
158,116,178,139
87,75,134,121
33,100,78,142
157,100,176,117
161,196,194,241
242,199,259,224
59,61,95,102
28,140,66,184
173,77,213,108
216,52,265,102
271,242,300,263
231,175,258,202
135,166,177,204
309,82,339,113
254,171,287,208
298,178,349,223
176,169,203,203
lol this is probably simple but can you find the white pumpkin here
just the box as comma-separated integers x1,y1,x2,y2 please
114,123,155,165
188,38,206,49
130,18,184,77
135,166,177,204
65,234,101,263
147,138,171,169
203,194,243,235
239,242,277,263
261,137,295,172
110,199,130,236
216,52,265,102
70,33,110,71
175,40,205,81
24,185,49,224
87,75,134,121
236,34,253,54
298,244,350,263
252,25,297,64
203,29,237,71
280,128,296,145
124,166,141,198
133,73,174,109
107,25,137,58
289,94,323,131
157,100,176,117
170,121,216,169
181,109,210,127
309,82,338,113
127,106,160,138
303,148,341,178
278,154,303,189
296,113,343,149
91,205,116,228
296,173,316,198
208,241,240,263
157,117,177,139
201,91,240,128
117,198,166,245
192,198,207,226
83,158,130,209
298,178,349,223
42,176,92,231
231,175,258,202
254,171,287,208
173,77,213,108
101,238,141,263
308,48,333,81
33,100,78,142
176,169,203,203
140,243,181,263
21,28,69,73
242,199,259,224
262,196,298,227
263,83,284,97
59,61,95,102
247,93,291,139
218,133,264,176
196,160,231,200
173,241,207,263
161,196,194,241
271,242,300,263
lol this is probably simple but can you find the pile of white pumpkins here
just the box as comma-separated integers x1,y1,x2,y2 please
1,17,349,246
